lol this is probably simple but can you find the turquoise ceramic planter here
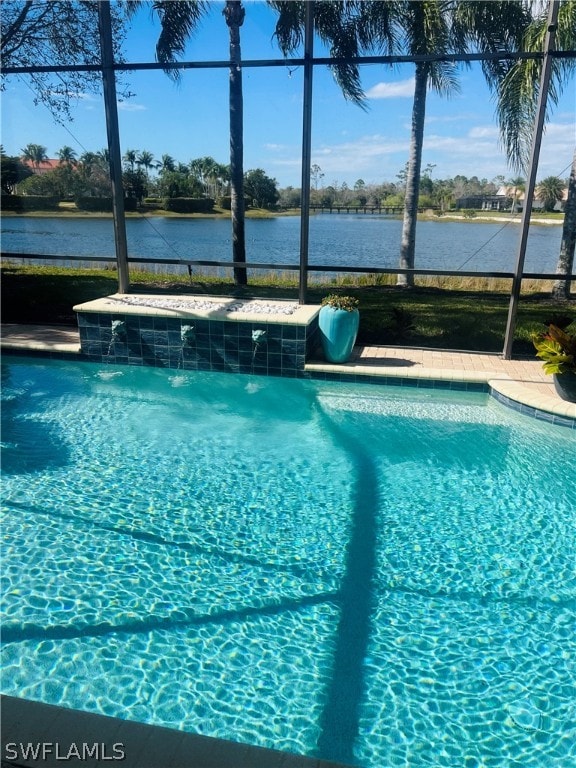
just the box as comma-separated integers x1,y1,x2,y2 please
318,306,359,363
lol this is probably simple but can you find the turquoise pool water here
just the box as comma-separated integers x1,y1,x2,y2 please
1,357,575,768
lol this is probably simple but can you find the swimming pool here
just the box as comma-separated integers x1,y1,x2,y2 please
1,357,575,767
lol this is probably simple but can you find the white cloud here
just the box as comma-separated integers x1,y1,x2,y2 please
268,134,410,181
267,118,574,186
65,92,99,111
468,126,500,139
366,78,415,99
426,113,475,124
117,101,147,112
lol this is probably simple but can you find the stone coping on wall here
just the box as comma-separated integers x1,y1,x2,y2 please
305,362,576,422
73,294,321,326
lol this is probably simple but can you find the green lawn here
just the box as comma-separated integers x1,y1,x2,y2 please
1,264,574,355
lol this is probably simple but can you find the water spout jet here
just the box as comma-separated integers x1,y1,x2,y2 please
181,325,196,345
111,320,126,341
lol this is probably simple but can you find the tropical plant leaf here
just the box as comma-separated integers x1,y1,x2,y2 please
547,324,576,356
533,333,576,375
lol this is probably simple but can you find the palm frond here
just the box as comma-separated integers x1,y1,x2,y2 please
152,0,209,80
495,60,537,172
493,0,576,171
314,1,366,105
271,0,368,105
269,0,305,53
428,60,460,95
354,0,400,53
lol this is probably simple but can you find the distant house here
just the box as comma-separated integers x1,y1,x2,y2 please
455,195,510,211
456,185,567,213
495,185,567,212
21,158,61,175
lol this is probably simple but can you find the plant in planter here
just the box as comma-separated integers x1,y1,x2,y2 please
318,294,360,363
532,316,576,402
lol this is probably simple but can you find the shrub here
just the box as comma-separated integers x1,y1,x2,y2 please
1,195,60,211
382,194,405,209
321,294,359,312
217,196,251,211
417,195,435,209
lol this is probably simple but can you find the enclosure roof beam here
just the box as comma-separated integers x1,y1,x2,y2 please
8,50,576,76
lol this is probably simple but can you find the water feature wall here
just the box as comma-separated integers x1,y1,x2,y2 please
74,294,321,377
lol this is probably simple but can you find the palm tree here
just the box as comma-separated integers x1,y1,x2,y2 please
393,3,459,286
136,150,156,178
78,151,98,171
491,0,576,300
20,143,48,169
507,175,526,213
136,150,154,169
222,0,247,285
77,150,99,186
122,149,138,172
536,175,565,212
96,148,111,168
76,151,111,197
214,162,230,198
380,1,531,286
190,156,219,194
159,154,176,174
271,1,530,287
126,0,250,285
57,146,77,167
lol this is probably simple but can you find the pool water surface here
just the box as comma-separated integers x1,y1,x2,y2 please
1,357,575,767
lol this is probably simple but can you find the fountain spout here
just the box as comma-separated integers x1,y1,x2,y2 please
250,329,267,374
181,324,196,345
111,320,126,341
252,329,267,346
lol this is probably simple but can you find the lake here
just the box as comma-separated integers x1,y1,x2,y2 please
0,213,566,277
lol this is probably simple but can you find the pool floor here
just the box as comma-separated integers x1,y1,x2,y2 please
1,358,575,767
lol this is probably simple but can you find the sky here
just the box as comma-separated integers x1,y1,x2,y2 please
1,0,575,189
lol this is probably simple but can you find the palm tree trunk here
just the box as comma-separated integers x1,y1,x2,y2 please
398,62,428,288
553,148,576,300
224,0,247,287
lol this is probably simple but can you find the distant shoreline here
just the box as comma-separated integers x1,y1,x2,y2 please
0,208,564,225
437,213,562,226
0,207,292,220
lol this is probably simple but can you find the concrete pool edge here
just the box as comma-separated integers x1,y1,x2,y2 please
304,361,576,427
1,323,575,427
72,294,320,326
0,695,351,768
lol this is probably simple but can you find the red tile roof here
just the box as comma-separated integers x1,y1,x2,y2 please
21,158,61,174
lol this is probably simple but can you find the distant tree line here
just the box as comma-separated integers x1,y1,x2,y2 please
2,144,567,216
1,144,281,211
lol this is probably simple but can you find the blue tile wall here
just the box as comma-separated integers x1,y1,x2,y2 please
77,312,321,378
489,387,575,430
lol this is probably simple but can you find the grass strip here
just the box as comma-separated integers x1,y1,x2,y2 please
1,263,573,354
